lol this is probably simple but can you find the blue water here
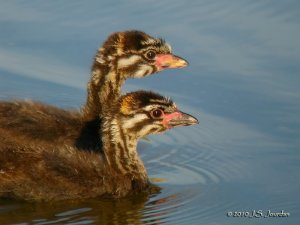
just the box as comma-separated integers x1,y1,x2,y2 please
0,1,300,224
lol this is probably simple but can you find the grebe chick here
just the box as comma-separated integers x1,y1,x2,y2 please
0,91,198,201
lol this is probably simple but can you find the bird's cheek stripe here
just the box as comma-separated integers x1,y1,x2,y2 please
162,112,182,128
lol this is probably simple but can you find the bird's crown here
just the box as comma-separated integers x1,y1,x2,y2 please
119,91,175,115
101,30,172,57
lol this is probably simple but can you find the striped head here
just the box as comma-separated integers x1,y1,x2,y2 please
115,91,198,139
95,30,188,78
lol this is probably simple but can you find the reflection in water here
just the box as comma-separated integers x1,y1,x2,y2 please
1,191,201,225
0,194,154,225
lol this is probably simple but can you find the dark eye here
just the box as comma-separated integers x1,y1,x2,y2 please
151,109,163,118
145,50,156,60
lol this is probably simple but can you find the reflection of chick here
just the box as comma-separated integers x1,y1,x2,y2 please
0,91,198,201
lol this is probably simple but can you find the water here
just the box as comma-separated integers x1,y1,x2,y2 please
0,1,300,224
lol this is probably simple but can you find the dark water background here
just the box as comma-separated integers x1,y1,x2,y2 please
0,1,299,224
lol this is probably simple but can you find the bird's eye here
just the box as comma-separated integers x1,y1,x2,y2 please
150,109,163,118
145,50,156,60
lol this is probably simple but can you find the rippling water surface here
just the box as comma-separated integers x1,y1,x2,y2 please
0,1,300,225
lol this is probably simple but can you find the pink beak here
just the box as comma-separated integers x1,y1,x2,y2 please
155,54,189,71
162,111,198,129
